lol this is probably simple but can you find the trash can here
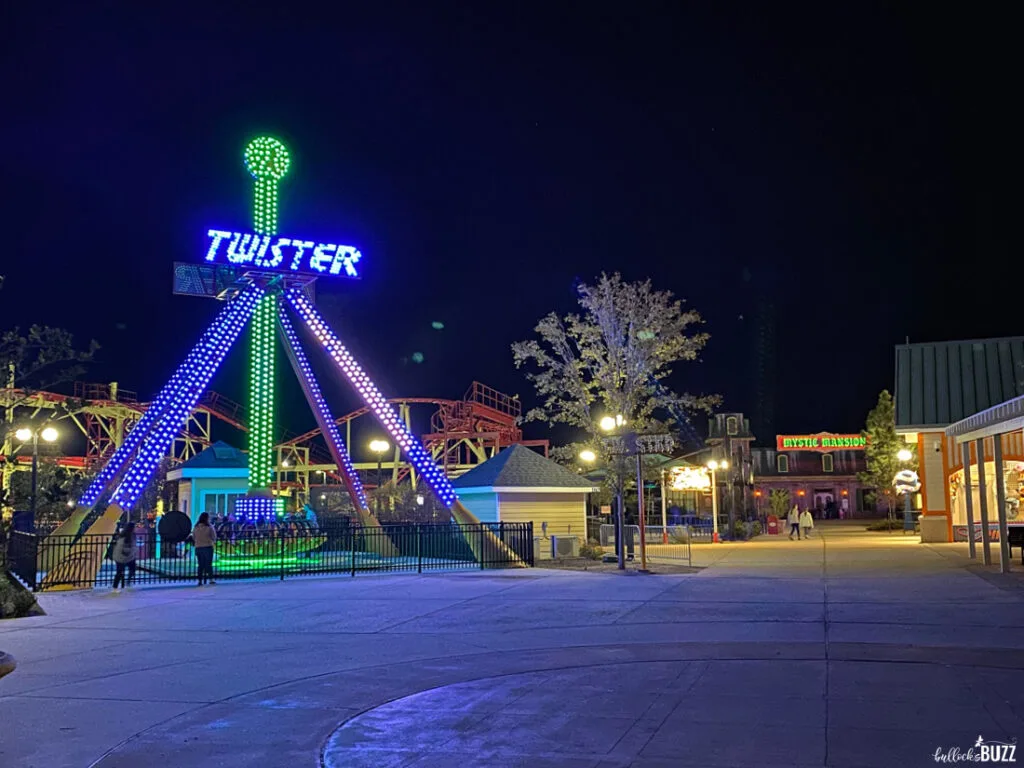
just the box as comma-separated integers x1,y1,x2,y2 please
766,515,780,535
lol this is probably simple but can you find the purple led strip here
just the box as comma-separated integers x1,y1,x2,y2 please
285,288,458,508
111,287,265,509
277,304,369,510
79,295,257,507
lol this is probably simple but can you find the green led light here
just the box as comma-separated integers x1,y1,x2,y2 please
244,136,290,236
241,139,288,492
248,294,277,490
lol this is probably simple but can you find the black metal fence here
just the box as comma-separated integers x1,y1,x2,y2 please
6,521,534,591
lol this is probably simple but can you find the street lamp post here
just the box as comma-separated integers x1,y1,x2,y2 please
660,469,669,544
706,459,728,543
635,450,648,571
369,439,390,517
14,425,59,525
599,415,627,570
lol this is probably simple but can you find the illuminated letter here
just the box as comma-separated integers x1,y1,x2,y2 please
310,243,336,272
226,233,266,264
289,240,314,271
205,230,233,261
266,237,291,269
251,236,277,268
330,246,362,277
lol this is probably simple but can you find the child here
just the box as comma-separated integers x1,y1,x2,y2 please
800,508,814,539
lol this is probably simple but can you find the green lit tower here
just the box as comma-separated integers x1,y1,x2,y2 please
243,136,290,496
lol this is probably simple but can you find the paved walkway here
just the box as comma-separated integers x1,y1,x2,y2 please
2,522,1023,767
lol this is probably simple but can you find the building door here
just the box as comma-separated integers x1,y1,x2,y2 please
813,490,834,513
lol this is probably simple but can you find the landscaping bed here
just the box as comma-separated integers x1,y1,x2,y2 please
534,557,700,574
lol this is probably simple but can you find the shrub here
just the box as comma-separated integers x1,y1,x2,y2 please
732,520,749,541
749,520,763,537
866,518,916,532
0,576,37,619
668,526,690,544
578,542,604,560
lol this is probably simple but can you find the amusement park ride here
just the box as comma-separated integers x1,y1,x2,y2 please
2,136,536,582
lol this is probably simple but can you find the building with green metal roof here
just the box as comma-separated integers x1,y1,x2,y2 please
894,336,1024,543
452,445,597,558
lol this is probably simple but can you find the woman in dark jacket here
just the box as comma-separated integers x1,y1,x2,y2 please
192,513,218,586
112,522,137,589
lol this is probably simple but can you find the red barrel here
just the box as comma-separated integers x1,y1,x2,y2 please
766,515,780,535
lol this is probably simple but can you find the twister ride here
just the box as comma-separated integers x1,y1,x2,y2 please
33,136,523,587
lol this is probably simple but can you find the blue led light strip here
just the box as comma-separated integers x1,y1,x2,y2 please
235,496,284,523
285,288,458,508
78,295,257,508
110,287,265,509
277,306,369,511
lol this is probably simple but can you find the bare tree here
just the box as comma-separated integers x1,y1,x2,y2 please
512,272,718,440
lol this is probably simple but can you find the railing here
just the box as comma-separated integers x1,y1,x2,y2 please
597,524,693,565
7,532,37,590
6,522,533,591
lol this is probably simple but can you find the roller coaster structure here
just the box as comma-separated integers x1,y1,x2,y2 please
1,379,547,512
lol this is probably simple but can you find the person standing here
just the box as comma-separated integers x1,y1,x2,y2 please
192,513,217,586
800,508,815,539
111,522,137,590
787,505,801,540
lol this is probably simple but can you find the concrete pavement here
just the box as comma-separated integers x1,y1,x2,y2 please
2,521,1023,767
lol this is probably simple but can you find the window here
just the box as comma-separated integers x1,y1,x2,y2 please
777,454,789,473
822,454,834,473
202,492,242,518
726,416,738,435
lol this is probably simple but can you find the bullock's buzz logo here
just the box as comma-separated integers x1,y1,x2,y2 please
933,735,1017,763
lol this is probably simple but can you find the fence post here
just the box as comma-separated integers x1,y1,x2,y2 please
280,532,285,581
350,527,357,577
479,526,485,570
31,533,40,592
417,524,423,574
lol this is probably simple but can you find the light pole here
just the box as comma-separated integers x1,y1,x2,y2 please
660,468,668,544
599,415,627,570
635,449,648,571
14,425,59,525
369,439,390,517
706,459,728,543
579,449,597,533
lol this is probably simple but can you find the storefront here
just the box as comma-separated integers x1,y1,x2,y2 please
750,433,879,518
895,336,1024,542
944,395,1024,571
662,415,880,522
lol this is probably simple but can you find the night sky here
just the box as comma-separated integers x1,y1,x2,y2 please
1,4,1014,450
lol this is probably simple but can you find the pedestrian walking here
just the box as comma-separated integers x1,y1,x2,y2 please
111,522,137,590
192,512,218,586
787,505,801,540
800,508,814,539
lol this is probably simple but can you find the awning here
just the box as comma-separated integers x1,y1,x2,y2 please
945,393,1024,444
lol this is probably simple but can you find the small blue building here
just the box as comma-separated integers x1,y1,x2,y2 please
166,441,251,522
